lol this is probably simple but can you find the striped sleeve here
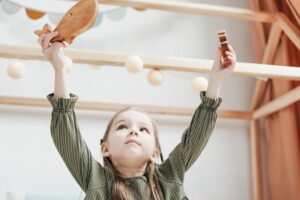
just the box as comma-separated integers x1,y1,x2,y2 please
157,91,222,183
47,93,106,192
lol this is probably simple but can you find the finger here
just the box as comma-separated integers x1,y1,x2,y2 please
226,50,237,60
37,34,47,47
225,51,236,59
228,45,236,55
37,34,46,45
228,46,236,60
42,31,59,48
42,32,59,49
225,51,233,56
227,56,236,66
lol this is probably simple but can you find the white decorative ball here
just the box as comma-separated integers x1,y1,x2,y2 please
6,190,24,200
64,56,73,73
125,55,143,73
7,61,26,79
147,70,164,86
1,1,22,15
192,77,208,93
89,64,102,70
106,7,127,21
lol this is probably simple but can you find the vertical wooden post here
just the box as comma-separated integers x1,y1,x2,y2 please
250,22,282,200
250,120,263,200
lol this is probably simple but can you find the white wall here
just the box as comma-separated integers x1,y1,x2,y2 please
0,0,255,199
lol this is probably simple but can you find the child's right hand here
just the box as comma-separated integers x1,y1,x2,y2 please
37,32,67,71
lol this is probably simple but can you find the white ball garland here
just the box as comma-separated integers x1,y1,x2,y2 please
7,61,26,79
125,55,143,74
147,70,164,86
192,76,208,93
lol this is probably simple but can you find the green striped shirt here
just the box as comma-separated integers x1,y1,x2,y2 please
47,91,222,200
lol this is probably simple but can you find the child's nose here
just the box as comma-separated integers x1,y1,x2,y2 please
129,129,138,136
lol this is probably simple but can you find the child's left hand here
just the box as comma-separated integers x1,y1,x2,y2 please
209,45,237,82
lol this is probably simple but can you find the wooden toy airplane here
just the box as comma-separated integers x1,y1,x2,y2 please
34,0,98,44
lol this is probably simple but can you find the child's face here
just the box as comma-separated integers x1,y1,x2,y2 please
102,110,159,164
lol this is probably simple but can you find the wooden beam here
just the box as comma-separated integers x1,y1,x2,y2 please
97,0,277,23
253,85,300,119
251,81,269,110
8,1,300,50
277,13,300,50
8,0,118,14
261,24,283,64
0,96,252,119
286,0,300,26
1,44,300,81
97,1,300,53
251,23,282,109
250,120,263,200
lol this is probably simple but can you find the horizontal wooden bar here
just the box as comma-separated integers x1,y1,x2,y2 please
97,0,278,23
8,1,299,50
1,44,300,81
253,86,300,119
8,0,118,14
0,96,252,119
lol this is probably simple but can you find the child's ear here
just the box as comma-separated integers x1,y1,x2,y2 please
101,143,110,157
150,148,160,163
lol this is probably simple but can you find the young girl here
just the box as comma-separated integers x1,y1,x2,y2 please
38,31,236,200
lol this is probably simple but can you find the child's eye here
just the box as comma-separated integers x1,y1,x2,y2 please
117,125,127,130
140,127,149,133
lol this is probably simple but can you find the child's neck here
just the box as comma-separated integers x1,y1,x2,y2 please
114,160,147,178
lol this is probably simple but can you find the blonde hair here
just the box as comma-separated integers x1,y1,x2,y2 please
101,107,164,200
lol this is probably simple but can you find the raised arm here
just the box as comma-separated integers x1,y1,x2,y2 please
38,32,106,191
38,31,70,98
157,46,237,183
